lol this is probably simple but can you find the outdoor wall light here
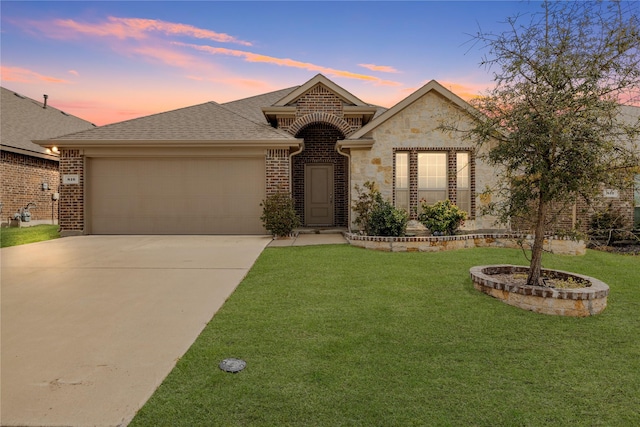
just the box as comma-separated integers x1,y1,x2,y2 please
42,182,49,191
51,146,59,153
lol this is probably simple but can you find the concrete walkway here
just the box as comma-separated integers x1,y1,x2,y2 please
1,235,270,427
267,231,348,247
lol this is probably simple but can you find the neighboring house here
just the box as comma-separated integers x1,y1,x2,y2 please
35,74,638,236
539,105,640,233
1,87,95,226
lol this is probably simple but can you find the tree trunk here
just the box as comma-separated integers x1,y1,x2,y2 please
527,198,548,286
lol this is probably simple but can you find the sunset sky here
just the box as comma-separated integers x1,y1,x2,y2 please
1,1,543,126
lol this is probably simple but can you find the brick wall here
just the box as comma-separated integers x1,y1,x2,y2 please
1,150,59,224
59,149,84,232
512,186,636,234
266,149,291,195
292,124,348,226
296,84,343,117
273,83,367,228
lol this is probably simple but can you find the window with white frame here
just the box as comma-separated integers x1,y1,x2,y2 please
394,149,472,217
395,152,409,212
456,152,471,214
418,152,447,206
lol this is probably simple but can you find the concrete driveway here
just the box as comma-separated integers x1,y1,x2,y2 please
1,235,271,427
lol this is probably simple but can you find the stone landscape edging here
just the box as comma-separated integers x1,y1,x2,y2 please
345,233,586,255
469,264,609,316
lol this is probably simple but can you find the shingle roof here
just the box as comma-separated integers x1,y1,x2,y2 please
222,86,299,125
1,87,95,158
53,100,296,141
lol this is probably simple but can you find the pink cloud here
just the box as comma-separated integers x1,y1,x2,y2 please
46,17,251,46
176,43,403,87
358,64,400,73
130,45,205,69
0,66,70,84
437,81,492,101
68,70,79,76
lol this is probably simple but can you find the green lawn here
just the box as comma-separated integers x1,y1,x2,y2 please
131,246,640,426
0,224,59,248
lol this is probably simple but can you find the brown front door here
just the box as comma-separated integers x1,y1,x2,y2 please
305,164,334,226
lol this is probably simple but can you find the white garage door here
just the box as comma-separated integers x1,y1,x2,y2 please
87,157,266,234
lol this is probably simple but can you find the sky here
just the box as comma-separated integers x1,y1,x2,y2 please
1,1,545,126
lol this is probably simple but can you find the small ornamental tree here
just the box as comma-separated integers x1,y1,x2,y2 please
260,190,300,238
454,0,640,286
352,181,383,235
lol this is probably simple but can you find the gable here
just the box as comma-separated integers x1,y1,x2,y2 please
272,74,369,107
348,80,479,140
262,74,379,133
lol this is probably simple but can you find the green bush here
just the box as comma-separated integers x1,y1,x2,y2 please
418,199,467,235
352,181,383,235
260,191,300,237
369,200,409,237
589,203,627,243
352,181,407,236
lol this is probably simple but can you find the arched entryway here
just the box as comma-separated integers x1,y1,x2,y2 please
292,123,348,227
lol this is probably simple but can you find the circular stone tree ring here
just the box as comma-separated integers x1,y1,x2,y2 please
219,358,247,373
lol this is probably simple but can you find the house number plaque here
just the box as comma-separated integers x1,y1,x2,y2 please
63,174,79,185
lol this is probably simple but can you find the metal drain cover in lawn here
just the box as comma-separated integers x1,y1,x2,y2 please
219,358,246,373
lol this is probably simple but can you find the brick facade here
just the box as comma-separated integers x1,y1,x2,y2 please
58,149,84,233
266,149,291,195
512,186,636,234
270,82,367,228
292,124,349,226
1,150,59,225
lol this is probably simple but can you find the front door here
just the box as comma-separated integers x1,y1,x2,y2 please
305,164,334,226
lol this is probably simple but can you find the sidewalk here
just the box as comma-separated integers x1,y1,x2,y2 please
267,230,348,247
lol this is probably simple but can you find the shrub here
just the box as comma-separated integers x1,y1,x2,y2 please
260,191,300,237
352,181,408,236
369,200,409,237
352,181,383,235
418,199,467,235
589,203,627,243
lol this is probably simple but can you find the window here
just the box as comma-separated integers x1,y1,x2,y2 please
418,153,447,205
395,152,409,212
456,152,470,214
394,149,473,217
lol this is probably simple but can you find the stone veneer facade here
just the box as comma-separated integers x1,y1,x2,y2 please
349,91,501,231
1,150,60,225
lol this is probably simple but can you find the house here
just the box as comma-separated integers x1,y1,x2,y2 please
34,74,639,236
1,87,95,226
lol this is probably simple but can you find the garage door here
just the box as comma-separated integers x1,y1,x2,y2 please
87,157,266,234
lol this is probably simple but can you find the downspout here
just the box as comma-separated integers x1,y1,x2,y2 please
336,142,352,233
289,141,304,194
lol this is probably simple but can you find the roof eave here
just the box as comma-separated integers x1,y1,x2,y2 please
337,139,375,150
1,145,60,161
33,139,303,149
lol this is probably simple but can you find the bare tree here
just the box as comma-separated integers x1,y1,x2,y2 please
464,1,640,285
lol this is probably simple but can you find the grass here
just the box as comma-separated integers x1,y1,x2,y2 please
130,246,640,426
0,224,59,248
